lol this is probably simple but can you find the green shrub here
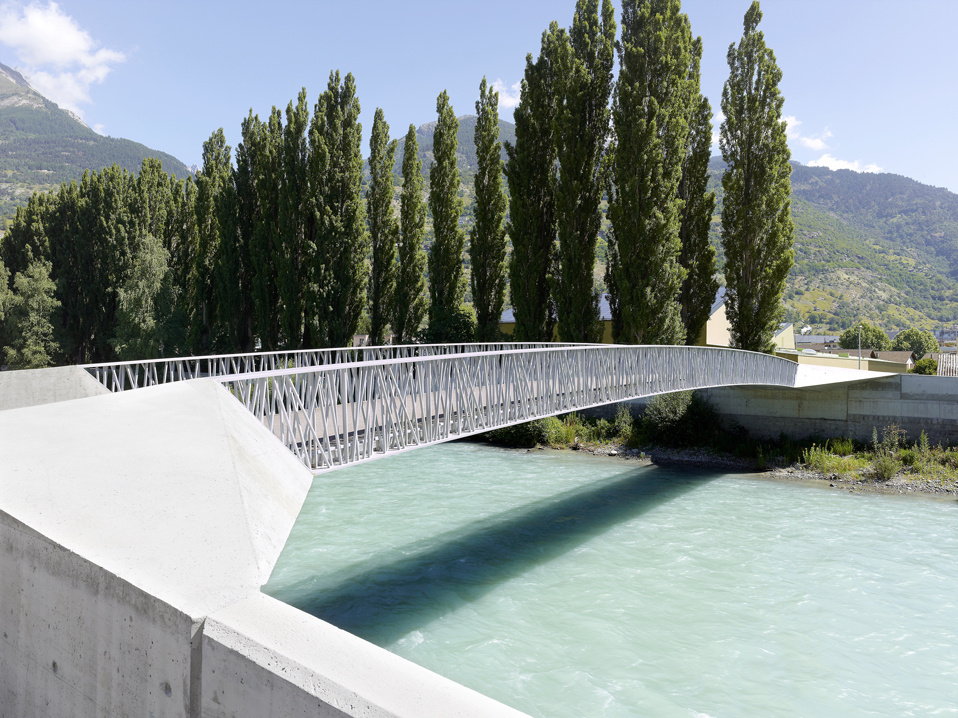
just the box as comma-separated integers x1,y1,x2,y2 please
641,391,720,447
899,448,918,466
828,437,855,456
486,419,551,447
872,453,900,481
613,403,634,441
912,357,937,375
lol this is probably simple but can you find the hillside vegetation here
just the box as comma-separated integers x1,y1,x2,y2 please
0,61,189,226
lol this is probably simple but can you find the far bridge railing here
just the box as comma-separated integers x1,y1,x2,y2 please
215,344,799,474
81,342,591,393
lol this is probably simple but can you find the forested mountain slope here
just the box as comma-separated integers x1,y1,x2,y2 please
0,61,189,226
705,159,958,331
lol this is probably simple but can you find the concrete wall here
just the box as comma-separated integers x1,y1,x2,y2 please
701,374,958,444
0,365,108,411
0,377,531,718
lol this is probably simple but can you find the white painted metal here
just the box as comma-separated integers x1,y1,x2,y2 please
937,353,958,377
211,344,798,474
81,343,591,393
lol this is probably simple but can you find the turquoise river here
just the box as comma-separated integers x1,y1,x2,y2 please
263,442,957,717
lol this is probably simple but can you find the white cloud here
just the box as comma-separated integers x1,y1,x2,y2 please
784,115,833,151
92,122,104,135
492,78,521,110
808,154,882,173
0,2,124,117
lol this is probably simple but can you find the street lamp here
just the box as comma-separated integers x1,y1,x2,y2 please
858,324,862,370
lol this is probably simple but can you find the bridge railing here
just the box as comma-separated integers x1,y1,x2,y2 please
81,342,593,393
216,344,798,473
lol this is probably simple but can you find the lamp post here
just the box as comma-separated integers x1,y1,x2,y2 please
858,324,862,370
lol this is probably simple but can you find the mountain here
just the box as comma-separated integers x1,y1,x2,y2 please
0,61,189,226
705,158,958,332
394,114,516,182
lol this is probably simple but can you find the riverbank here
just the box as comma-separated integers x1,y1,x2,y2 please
519,441,958,500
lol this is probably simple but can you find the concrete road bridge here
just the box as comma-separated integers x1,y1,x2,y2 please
79,342,848,474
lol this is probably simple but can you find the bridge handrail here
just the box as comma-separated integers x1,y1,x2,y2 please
81,342,597,392
213,344,799,473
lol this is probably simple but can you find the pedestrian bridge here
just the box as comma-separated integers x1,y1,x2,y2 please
83,342,827,474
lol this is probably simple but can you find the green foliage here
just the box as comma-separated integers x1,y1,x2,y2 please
891,327,937,359
719,2,794,352
312,71,369,349
427,91,467,340
276,90,311,350
485,418,554,447
392,124,428,344
678,38,719,345
828,437,855,456
192,128,232,352
421,305,476,344
641,390,720,446
366,108,399,346
505,25,561,342
3,259,59,368
913,357,938,375
838,322,890,351
111,234,182,360
470,78,508,342
613,403,634,440
606,0,690,345
553,0,615,343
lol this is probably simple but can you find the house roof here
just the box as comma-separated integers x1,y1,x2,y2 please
870,350,915,363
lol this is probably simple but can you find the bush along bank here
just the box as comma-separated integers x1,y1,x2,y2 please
480,392,958,498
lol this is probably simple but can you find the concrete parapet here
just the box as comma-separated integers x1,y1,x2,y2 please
0,365,109,411
0,375,532,717
702,374,958,444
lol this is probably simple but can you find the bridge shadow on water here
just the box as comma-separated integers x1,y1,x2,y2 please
269,463,716,645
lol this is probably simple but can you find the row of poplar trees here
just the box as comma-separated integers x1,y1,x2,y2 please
0,69,510,366
507,0,793,352
0,0,793,367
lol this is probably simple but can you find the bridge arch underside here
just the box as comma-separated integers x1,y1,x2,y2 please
219,345,799,474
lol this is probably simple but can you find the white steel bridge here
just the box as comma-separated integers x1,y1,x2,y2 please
84,343,801,474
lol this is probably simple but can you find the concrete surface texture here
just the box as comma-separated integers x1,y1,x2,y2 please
703,373,958,444
0,378,530,717
0,365,109,411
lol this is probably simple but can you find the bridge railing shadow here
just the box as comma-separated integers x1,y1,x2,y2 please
264,463,716,645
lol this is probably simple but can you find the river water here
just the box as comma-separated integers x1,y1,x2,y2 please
263,442,957,717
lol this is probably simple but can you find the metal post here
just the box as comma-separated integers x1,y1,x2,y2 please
858,324,862,370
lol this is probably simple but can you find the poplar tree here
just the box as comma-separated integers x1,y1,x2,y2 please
311,71,368,348
248,109,284,350
678,36,718,345
277,90,311,348
470,78,508,342
553,0,616,343
366,108,399,346
392,124,428,344
720,1,794,353
606,0,690,345
427,90,467,339
505,25,562,343
192,128,232,352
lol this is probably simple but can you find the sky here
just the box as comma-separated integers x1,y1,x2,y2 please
0,0,955,192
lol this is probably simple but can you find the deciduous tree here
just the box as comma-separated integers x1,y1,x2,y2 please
719,1,794,353
366,108,399,346
553,0,615,343
678,37,718,345
392,125,428,344
470,78,508,342
606,0,691,345
427,90,467,341
505,25,562,343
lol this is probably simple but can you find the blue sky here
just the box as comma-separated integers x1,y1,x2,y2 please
0,0,955,192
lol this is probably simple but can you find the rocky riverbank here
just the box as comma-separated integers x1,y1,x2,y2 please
547,440,958,499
